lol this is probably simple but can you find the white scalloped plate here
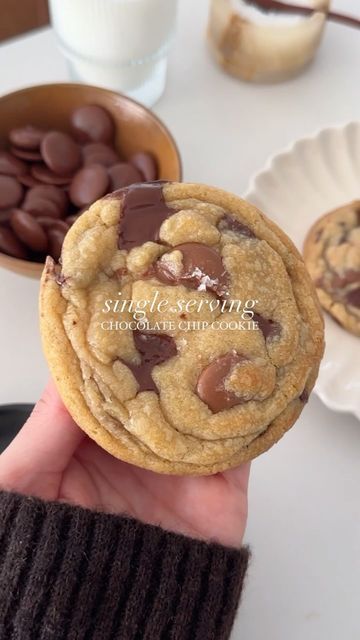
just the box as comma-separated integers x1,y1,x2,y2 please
244,122,360,420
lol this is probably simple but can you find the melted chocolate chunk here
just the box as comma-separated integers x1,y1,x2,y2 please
117,182,172,250
196,352,246,413
154,242,229,297
45,256,66,285
299,389,309,403
55,273,68,286
125,331,177,393
346,287,360,308
331,270,360,289
219,214,255,238
253,313,281,340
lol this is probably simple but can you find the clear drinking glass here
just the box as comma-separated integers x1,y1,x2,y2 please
49,0,178,106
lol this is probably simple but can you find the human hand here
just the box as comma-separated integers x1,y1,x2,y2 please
0,381,250,548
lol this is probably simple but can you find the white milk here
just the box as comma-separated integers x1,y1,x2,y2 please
49,0,178,105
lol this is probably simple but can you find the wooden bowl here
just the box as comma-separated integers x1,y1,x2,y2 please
0,83,182,279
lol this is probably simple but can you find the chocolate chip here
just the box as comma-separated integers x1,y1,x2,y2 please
37,217,69,233
71,105,115,143
31,163,71,185
25,185,68,215
197,352,246,413
0,210,12,224
299,389,309,403
253,313,281,340
0,151,28,176
23,197,62,219
118,182,172,250
47,228,66,261
41,131,81,176
83,143,119,168
337,235,348,246
10,209,48,252
17,174,41,188
55,272,68,286
124,331,177,393
11,147,43,162
2,107,160,265
155,243,229,297
69,165,109,207
131,152,158,181
108,162,142,191
346,287,360,308
0,175,23,209
0,226,27,259
219,214,256,238
9,125,45,150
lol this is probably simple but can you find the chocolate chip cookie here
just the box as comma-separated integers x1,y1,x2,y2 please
303,201,360,336
40,182,324,475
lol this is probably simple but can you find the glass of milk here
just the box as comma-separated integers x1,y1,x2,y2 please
49,0,178,106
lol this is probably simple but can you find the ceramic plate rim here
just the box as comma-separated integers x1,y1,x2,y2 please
244,121,360,420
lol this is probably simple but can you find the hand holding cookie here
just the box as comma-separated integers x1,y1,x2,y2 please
0,381,249,548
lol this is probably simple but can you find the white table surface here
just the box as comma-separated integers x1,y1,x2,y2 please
1,1,360,638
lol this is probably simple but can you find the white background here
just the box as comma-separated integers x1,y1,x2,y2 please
0,1,360,638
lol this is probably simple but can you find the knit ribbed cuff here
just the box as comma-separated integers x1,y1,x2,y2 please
0,491,249,640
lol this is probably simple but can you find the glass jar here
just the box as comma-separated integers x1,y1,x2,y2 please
207,0,329,82
49,0,179,106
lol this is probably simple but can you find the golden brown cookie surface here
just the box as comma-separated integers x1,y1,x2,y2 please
303,201,360,337
40,182,324,474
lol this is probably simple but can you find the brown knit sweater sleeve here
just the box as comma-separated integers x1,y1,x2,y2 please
0,490,249,640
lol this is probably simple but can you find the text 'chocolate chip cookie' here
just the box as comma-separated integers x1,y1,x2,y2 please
304,201,360,337
40,182,324,475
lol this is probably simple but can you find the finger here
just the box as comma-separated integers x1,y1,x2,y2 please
0,380,84,476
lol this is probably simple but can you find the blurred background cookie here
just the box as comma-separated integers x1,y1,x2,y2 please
303,201,360,337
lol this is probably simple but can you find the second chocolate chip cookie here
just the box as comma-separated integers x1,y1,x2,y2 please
304,201,360,337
